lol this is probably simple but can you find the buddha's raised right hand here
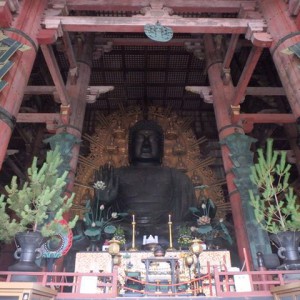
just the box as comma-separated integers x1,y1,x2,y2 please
93,164,119,204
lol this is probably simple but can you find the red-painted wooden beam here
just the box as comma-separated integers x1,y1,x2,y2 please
37,29,59,45
43,16,267,34
0,0,47,170
233,113,296,133
234,113,296,124
65,0,256,14
17,113,60,123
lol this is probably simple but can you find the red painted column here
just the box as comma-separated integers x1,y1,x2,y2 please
0,0,47,170
204,35,253,266
259,0,300,119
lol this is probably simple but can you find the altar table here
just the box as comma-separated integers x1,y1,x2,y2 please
75,250,231,285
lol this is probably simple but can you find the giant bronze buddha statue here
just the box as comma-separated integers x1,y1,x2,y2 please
94,119,196,235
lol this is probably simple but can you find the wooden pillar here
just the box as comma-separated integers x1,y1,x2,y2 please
259,0,300,119
203,35,252,266
49,35,93,272
0,0,47,170
62,34,93,194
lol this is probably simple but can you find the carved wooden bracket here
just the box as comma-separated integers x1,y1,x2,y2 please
140,0,174,18
86,86,115,103
185,86,213,103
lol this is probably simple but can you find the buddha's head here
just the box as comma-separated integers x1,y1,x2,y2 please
128,120,164,165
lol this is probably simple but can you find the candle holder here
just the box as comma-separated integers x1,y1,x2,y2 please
190,239,203,276
190,239,205,296
129,221,138,251
167,221,176,251
185,254,194,293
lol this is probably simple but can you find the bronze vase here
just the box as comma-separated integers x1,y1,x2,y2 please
9,232,44,274
270,231,300,270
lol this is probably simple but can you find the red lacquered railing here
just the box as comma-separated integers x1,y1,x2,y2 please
0,265,299,298
0,268,118,299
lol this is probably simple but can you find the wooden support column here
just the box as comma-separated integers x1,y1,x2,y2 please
203,34,252,266
0,0,47,170
259,0,300,119
59,34,94,195
49,35,93,273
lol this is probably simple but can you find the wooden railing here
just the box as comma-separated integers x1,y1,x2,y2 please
0,266,299,298
0,268,118,299
213,266,300,298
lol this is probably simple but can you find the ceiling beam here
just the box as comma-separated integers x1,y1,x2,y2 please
24,86,57,95
26,85,286,98
245,87,286,96
43,16,267,34
16,113,60,123
16,113,61,132
234,113,296,123
96,38,203,47
185,86,286,103
65,0,256,14
24,85,114,103
233,113,297,133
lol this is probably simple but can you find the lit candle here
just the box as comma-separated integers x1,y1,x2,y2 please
169,214,171,222
132,214,135,222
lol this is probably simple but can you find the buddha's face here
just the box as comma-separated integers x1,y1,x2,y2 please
131,129,161,164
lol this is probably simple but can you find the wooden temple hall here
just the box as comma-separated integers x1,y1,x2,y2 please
1,0,300,299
